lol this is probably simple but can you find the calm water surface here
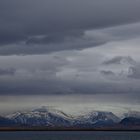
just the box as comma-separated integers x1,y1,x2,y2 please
0,131,140,140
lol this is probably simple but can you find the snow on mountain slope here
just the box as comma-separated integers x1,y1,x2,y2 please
6,106,120,127
72,111,120,127
6,106,73,127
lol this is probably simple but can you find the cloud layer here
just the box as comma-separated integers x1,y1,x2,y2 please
0,0,140,112
0,0,140,55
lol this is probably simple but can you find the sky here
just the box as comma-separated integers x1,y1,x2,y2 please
0,0,140,116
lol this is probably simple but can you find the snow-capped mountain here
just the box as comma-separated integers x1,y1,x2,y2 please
6,106,73,127
5,106,120,128
1,107,140,129
78,111,120,123
72,111,120,128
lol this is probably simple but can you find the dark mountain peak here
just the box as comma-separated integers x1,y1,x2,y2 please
120,117,140,125
0,116,17,127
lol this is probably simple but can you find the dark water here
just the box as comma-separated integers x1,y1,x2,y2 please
0,131,140,140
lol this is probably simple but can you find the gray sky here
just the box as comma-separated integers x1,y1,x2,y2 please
0,0,140,115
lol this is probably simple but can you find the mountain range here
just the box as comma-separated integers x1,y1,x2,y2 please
0,106,140,130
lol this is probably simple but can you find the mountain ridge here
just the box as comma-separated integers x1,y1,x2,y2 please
0,106,140,129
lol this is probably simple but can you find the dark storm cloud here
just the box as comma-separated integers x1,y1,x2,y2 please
0,75,138,95
0,0,140,54
100,70,115,76
103,56,136,65
128,65,140,79
0,33,27,46
26,31,84,45
0,54,140,95
101,55,140,81
69,80,140,94
0,68,15,76
0,36,107,55
0,0,140,96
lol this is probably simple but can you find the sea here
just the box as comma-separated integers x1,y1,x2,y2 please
0,131,140,140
